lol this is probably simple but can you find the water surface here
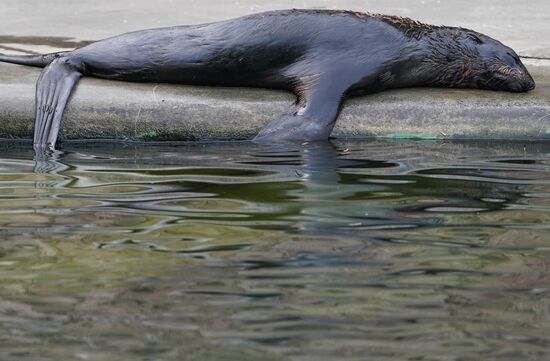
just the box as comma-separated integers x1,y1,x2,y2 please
0,140,549,360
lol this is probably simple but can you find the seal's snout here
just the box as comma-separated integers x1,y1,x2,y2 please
478,60,536,93
524,76,536,92
514,67,535,92
500,75,535,93
493,60,536,93
517,64,536,92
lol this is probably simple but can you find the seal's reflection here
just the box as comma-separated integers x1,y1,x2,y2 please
33,148,72,188
248,141,387,234
28,140,533,237
245,140,533,237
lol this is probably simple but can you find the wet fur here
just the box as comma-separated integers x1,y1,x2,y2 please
0,9,536,148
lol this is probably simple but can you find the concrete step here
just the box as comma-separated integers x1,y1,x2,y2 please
0,60,549,141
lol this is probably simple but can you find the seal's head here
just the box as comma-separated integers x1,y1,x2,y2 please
426,29,535,93
466,32,535,92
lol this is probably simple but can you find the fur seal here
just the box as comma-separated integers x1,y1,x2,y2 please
0,9,536,149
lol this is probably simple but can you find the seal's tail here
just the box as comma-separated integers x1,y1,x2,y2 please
0,52,69,68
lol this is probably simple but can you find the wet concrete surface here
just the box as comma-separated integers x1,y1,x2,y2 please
1,0,549,57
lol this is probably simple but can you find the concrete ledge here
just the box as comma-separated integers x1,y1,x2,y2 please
1,60,549,141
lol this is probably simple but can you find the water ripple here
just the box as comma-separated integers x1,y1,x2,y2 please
0,140,548,360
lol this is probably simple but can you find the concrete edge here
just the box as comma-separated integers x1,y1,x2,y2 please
0,60,549,141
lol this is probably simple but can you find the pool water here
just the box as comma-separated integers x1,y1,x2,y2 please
0,140,549,360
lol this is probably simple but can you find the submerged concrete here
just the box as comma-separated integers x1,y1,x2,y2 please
0,0,549,141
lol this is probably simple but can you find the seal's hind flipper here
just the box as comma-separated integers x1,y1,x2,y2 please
33,58,82,149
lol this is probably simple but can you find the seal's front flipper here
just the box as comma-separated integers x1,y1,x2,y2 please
253,111,335,143
34,58,82,149
253,75,350,143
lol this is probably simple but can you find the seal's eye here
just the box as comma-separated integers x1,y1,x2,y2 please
507,52,521,66
468,34,483,45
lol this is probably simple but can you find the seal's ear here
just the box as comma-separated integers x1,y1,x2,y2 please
467,33,483,45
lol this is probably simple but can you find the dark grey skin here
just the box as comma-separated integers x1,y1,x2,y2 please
0,9,536,149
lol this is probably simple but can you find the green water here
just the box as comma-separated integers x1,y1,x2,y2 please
0,140,549,361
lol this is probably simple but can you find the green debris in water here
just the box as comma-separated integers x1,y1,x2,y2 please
136,130,158,139
377,133,441,141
